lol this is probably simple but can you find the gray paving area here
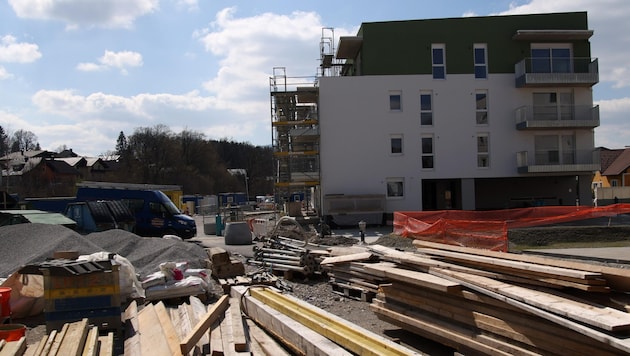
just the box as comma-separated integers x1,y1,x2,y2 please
189,214,392,258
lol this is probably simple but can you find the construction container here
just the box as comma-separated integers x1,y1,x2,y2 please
20,258,122,334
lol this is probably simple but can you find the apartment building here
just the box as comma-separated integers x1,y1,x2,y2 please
309,11,599,224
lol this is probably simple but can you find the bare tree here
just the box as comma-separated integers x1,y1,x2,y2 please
10,129,39,152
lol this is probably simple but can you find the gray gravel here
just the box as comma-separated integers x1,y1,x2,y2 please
0,223,209,278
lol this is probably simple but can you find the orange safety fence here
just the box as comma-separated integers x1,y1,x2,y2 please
394,204,630,252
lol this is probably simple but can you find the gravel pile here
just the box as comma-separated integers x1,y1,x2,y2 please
0,223,209,278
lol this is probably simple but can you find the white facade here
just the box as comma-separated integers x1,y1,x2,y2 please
318,73,596,214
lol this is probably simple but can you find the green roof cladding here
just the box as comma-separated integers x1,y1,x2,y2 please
348,12,591,76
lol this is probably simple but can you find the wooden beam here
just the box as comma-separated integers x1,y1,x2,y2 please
56,318,89,356
0,337,26,356
180,295,230,355
247,287,422,356
231,286,353,356
413,240,630,291
320,252,375,265
138,304,172,356
229,297,247,352
82,326,100,356
245,319,291,356
98,332,114,356
155,301,184,356
362,263,461,293
430,268,630,353
123,301,141,356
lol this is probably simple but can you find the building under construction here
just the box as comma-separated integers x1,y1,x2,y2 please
269,29,344,215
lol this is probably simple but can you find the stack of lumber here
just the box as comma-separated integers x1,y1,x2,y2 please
248,236,327,277
216,270,279,293
19,318,114,356
208,248,245,279
320,250,385,301
366,242,630,355
231,285,423,356
122,294,292,355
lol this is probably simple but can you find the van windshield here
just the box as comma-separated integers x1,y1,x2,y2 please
163,200,181,215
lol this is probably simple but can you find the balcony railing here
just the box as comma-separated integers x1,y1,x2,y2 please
515,57,598,87
515,105,599,129
516,149,600,173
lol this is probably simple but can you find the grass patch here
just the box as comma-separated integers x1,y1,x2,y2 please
510,239,630,253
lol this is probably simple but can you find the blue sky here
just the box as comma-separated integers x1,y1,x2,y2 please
0,0,628,156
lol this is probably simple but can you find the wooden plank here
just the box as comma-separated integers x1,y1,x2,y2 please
363,263,461,293
180,295,230,355
434,268,630,332
98,332,114,356
137,304,172,356
229,297,248,352
245,319,291,356
370,301,525,356
0,337,26,356
209,318,225,356
154,301,184,356
413,240,630,291
378,284,620,356
26,336,47,356
123,300,140,356
49,323,70,356
248,287,421,356
189,296,210,351
56,318,89,356
320,252,375,265
82,326,99,356
40,329,58,356
430,268,630,353
231,286,353,356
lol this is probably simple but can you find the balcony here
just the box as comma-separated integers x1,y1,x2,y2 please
516,149,600,173
515,105,599,130
515,57,598,87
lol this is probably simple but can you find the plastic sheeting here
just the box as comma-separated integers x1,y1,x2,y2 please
394,204,630,252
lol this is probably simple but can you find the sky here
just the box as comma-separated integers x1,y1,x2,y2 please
0,0,629,157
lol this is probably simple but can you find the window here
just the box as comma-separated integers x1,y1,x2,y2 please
420,91,433,126
477,133,489,168
386,178,404,198
533,92,574,121
421,135,434,169
432,44,446,79
475,90,488,125
474,44,487,79
531,44,572,73
534,134,575,165
389,91,402,111
611,180,619,187
390,135,403,155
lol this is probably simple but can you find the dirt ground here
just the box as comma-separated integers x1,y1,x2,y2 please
15,226,630,355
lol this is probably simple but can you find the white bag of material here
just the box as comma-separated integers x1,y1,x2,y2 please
78,252,145,300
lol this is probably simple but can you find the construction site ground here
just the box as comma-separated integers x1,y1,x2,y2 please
3,217,630,355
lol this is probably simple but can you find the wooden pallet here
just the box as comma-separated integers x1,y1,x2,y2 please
330,281,375,302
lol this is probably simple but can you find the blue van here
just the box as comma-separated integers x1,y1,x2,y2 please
76,187,197,239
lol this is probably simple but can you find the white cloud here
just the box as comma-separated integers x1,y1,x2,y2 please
77,50,143,74
195,8,354,115
8,0,159,29
0,35,42,63
175,0,198,12
0,66,12,80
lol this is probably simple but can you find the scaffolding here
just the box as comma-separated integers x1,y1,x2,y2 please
269,67,319,209
269,28,345,214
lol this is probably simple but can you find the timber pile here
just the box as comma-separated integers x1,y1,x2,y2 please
14,318,114,356
231,285,423,356
363,242,630,355
248,236,327,278
122,294,294,355
320,250,384,301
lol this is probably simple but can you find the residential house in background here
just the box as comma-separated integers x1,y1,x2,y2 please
592,147,630,204
279,11,600,224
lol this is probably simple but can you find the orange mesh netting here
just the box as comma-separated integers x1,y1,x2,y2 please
394,204,630,252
